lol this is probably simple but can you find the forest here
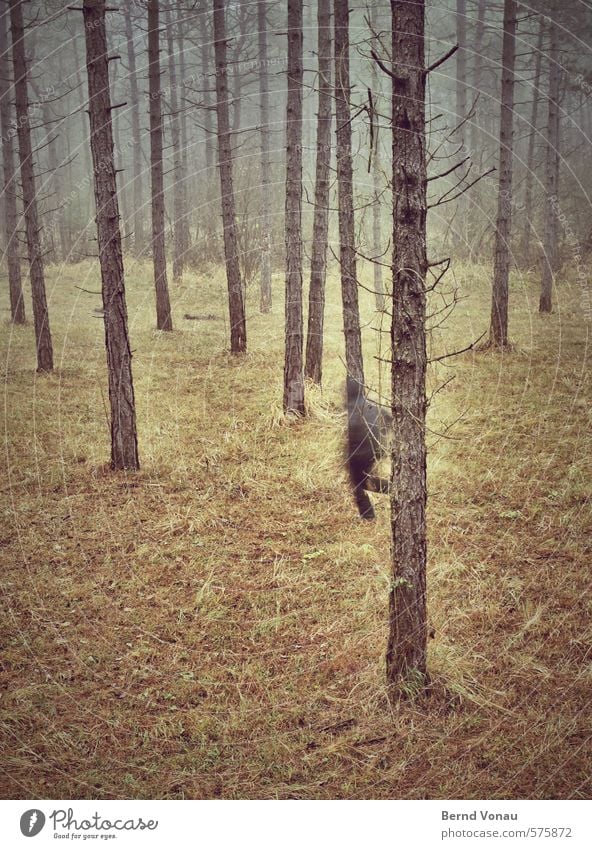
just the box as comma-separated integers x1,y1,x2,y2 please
1,0,591,800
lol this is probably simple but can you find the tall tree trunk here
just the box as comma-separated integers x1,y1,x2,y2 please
230,0,248,137
258,0,272,313
540,22,560,314
386,0,429,697
213,0,247,353
0,6,25,324
33,83,70,263
489,0,517,347
200,5,217,261
467,0,486,259
72,33,93,234
304,0,332,384
283,0,305,413
9,0,53,371
123,0,143,253
370,3,385,311
519,19,544,265
453,0,468,253
200,6,214,173
165,5,188,282
83,0,139,471
176,3,191,258
469,0,486,162
334,0,364,384
148,0,173,331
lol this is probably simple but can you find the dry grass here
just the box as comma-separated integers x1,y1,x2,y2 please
1,256,591,799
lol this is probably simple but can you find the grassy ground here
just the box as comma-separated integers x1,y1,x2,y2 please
1,257,591,799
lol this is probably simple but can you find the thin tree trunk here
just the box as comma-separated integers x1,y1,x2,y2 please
148,0,173,331
258,0,272,313
123,0,143,253
467,0,486,258
165,5,188,282
72,33,93,233
176,4,191,259
540,22,560,314
489,0,517,347
33,82,70,263
0,6,25,324
111,61,129,243
83,0,139,471
386,0,429,697
200,6,217,261
334,0,364,385
9,0,53,371
213,0,247,353
304,0,332,383
283,0,305,413
519,19,544,265
454,0,468,253
469,0,486,162
200,7,214,174
370,3,385,311
371,144,385,310
230,0,248,137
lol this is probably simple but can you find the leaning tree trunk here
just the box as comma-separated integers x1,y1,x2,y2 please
148,0,173,331
519,19,544,265
0,6,25,324
304,0,332,384
213,0,247,353
540,22,560,314
334,0,364,385
165,4,188,283
386,0,429,697
257,0,273,313
9,0,53,371
283,0,305,413
123,0,144,253
489,0,517,348
82,0,139,471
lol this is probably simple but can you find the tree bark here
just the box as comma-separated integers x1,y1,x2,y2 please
165,4,188,282
0,6,25,324
258,0,273,313
334,0,364,385
9,0,53,371
519,19,544,265
304,0,332,383
283,0,305,413
83,0,139,471
540,22,560,314
123,0,143,253
148,0,173,331
489,0,517,347
213,0,247,353
386,0,429,697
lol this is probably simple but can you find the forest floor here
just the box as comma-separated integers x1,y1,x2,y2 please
1,258,591,799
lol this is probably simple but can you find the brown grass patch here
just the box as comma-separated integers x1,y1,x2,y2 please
1,259,591,798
